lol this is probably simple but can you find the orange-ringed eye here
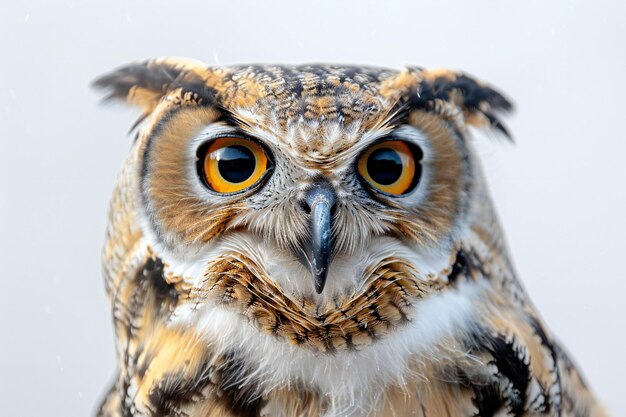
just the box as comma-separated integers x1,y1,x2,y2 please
200,137,269,193
357,140,422,195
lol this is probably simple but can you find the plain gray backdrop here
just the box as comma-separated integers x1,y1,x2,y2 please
1,1,624,415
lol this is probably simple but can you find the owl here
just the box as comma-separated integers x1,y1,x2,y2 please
93,58,607,417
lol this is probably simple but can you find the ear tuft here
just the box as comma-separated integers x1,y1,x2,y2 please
92,57,207,112
413,69,514,140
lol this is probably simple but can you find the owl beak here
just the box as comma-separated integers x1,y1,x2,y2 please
300,181,336,294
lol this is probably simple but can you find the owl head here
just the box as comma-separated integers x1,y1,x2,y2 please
94,58,512,353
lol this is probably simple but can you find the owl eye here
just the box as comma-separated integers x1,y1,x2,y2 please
357,140,422,195
200,137,270,193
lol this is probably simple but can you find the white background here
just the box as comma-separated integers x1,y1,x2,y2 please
1,1,624,415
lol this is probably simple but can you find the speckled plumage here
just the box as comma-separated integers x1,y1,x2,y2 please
93,58,607,417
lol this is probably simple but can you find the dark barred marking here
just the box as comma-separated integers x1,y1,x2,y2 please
142,351,261,417
214,351,263,417
486,336,530,415
472,383,503,417
448,250,468,283
527,315,565,413
142,256,178,306
467,331,532,417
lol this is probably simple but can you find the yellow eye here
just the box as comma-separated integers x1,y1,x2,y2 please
357,140,422,195
201,137,269,193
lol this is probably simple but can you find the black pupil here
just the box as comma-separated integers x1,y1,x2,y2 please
367,148,403,185
216,145,256,183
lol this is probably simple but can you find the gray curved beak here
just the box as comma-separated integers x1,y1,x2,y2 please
297,180,336,294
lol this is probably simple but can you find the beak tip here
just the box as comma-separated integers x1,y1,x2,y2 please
314,270,328,294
